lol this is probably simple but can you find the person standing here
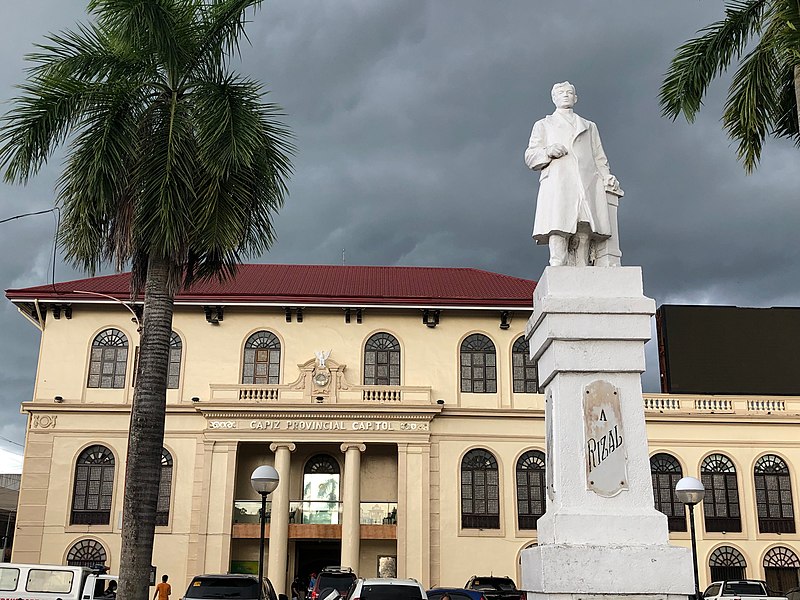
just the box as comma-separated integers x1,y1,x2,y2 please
291,577,303,600
153,575,171,600
524,81,620,267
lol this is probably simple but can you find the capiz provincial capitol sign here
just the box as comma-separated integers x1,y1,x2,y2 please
207,419,429,432
583,379,628,497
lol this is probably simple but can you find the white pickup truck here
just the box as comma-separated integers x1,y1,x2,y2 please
0,563,118,600
703,580,787,600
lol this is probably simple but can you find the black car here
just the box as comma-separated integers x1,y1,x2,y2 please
463,577,523,600
185,574,281,600
309,567,357,600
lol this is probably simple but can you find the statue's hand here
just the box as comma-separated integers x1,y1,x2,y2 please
546,143,568,159
605,174,619,189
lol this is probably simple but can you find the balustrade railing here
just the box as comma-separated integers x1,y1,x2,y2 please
233,500,397,525
233,500,272,524
360,502,397,525
642,394,799,415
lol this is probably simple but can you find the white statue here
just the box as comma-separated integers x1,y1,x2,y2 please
314,349,331,368
524,82,621,267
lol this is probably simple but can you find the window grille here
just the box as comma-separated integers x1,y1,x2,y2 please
701,454,742,532
70,445,114,525
460,335,497,393
754,455,796,533
66,539,107,567
242,331,281,384
516,450,546,529
364,333,400,386
709,546,746,581
167,332,182,389
650,453,687,532
156,448,173,526
512,337,538,393
87,329,128,389
461,449,500,529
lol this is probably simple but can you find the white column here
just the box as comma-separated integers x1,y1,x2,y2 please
521,267,693,600
268,442,296,596
340,443,366,571
396,443,431,587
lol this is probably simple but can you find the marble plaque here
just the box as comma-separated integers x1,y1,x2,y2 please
583,380,628,497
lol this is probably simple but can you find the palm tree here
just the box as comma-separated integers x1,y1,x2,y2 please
0,1,293,598
659,0,800,172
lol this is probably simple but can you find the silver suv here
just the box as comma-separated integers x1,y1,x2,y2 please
346,578,427,600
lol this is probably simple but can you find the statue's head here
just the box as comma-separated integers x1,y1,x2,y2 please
551,81,577,108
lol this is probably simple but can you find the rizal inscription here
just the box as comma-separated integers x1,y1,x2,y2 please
583,379,628,497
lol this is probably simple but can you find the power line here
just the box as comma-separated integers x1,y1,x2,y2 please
0,435,23,448
0,207,57,225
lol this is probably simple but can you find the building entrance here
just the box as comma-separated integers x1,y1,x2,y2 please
294,541,342,590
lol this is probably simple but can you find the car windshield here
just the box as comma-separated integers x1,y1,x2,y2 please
471,580,515,592
185,578,260,599
319,575,356,594
722,583,766,596
360,585,422,600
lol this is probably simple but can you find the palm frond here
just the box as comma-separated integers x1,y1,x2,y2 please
660,0,768,122
186,0,262,80
722,32,783,172
56,83,143,273
0,76,91,183
88,0,194,86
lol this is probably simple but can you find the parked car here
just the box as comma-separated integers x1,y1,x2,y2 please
785,588,799,600
309,567,358,600
427,587,487,600
184,574,282,600
464,577,524,600
702,580,787,600
0,563,118,600
346,578,426,600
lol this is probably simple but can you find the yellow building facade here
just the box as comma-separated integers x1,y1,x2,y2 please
5,265,800,594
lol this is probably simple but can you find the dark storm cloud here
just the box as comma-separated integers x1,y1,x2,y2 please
1,1,799,457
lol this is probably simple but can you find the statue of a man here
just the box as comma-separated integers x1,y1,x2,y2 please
525,82,621,266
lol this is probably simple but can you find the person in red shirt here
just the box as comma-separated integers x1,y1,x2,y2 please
153,575,171,600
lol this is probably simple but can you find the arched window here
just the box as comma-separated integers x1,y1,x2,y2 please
156,448,173,526
512,337,538,393
242,331,281,384
763,546,800,593
167,332,182,389
701,454,741,532
516,450,546,529
461,449,500,529
460,334,497,393
364,333,400,386
302,455,340,525
754,455,796,534
709,546,747,581
650,453,687,532
71,445,115,525
66,539,107,567
87,328,128,388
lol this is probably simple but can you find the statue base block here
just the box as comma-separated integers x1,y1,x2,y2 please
521,543,694,600
522,266,694,600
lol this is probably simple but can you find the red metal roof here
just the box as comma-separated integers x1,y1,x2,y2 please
5,264,536,308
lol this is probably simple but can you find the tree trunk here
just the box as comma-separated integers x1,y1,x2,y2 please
118,255,175,600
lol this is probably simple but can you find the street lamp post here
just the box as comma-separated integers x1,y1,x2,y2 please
676,476,706,600
251,465,280,600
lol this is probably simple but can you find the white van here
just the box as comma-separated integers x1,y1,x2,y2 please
0,564,118,600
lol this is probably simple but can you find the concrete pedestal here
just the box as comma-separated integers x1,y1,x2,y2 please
521,267,694,600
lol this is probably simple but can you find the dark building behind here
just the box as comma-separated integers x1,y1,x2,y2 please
657,305,800,395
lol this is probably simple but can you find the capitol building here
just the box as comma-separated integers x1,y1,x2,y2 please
5,264,800,594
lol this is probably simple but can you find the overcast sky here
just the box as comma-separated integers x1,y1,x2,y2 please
1,1,798,466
